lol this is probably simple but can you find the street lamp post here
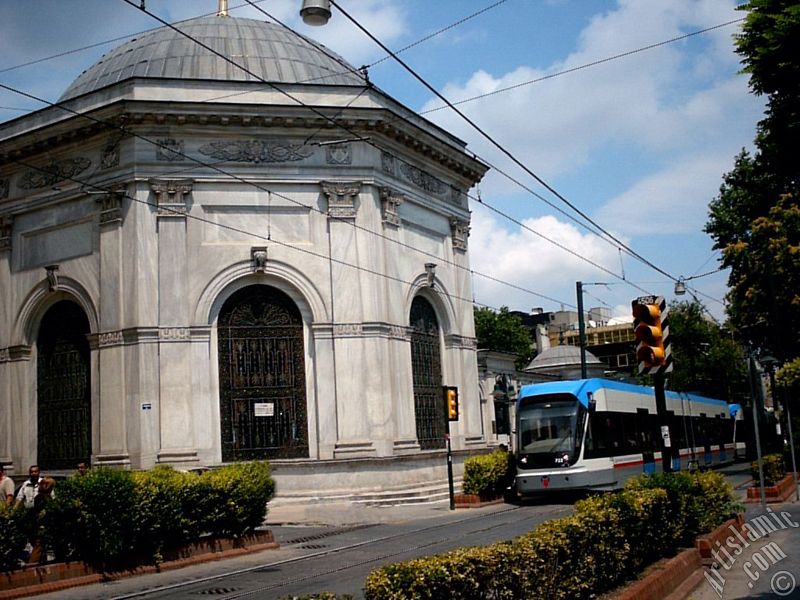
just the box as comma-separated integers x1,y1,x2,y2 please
576,281,587,379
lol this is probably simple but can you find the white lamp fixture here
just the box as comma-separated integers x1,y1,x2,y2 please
300,0,332,26
674,278,686,296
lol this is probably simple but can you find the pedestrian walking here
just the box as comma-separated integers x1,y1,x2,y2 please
0,464,14,506
15,465,41,509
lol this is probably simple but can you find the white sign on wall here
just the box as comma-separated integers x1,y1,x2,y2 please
254,402,275,417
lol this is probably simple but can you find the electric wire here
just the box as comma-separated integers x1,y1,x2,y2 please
418,18,745,116
0,4,733,306
9,155,560,312
327,0,683,285
5,3,726,309
0,0,270,75
0,79,571,309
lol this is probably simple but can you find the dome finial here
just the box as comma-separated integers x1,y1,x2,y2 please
217,0,229,16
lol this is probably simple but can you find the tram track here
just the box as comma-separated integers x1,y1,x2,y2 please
105,502,570,600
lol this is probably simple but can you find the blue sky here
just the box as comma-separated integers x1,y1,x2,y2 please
0,0,766,321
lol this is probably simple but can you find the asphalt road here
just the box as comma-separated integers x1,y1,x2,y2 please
32,462,759,600
34,498,575,600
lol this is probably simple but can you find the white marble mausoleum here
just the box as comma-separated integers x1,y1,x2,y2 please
0,12,490,496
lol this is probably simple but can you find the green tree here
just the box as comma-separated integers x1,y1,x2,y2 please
473,306,532,368
665,300,749,403
705,0,800,360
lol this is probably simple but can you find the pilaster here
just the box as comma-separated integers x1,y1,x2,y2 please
150,178,198,464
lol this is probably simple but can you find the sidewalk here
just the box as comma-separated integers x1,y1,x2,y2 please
685,501,800,600
264,497,509,526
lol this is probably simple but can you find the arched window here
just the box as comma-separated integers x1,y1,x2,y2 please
37,300,91,469
217,285,308,460
410,296,445,449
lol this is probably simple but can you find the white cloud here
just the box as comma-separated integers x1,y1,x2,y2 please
469,209,623,311
596,153,730,235
419,0,760,183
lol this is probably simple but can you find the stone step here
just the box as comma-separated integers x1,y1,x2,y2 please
270,477,463,507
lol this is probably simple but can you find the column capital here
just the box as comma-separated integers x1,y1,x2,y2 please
321,181,362,220
149,178,193,218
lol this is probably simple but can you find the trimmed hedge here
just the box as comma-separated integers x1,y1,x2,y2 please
462,449,513,497
364,471,739,600
751,453,786,486
0,461,274,570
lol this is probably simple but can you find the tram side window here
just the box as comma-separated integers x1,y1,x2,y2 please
584,411,623,458
623,413,643,452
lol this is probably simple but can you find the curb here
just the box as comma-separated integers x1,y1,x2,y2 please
610,548,702,600
0,531,278,599
453,493,504,508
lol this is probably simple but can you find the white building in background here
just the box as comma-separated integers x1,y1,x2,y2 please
0,12,488,497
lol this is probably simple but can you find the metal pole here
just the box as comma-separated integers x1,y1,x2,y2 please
747,350,767,508
781,387,799,501
577,281,587,379
654,372,673,472
446,433,455,510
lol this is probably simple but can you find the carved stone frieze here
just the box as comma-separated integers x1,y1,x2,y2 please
0,178,9,199
399,162,446,195
334,323,363,336
18,157,91,189
450,187,467,206
101,142,121,169
155,139,185,162
0,215,12,252
159,327,191,341
450,218,470,252
381,151,396,175
379,187,404,227
98,331,124,347
445,334,477,350
321,181,361,220
389,325,409,340
199,140,313,163
325,143,352,165
149,178,193,217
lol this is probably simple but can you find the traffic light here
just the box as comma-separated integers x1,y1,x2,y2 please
631,298,666,369
444,386,459,421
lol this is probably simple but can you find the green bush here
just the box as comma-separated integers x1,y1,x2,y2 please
462,450,512,497
1,461,275,571
752,453,786,486
0,504,28,571
364,472,739,600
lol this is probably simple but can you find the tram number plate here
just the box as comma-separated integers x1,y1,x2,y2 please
254,402,275,417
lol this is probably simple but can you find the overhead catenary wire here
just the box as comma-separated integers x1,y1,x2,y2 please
326,0,683,283
0,78,571,309
1,2,724,312
10,155,558,313
0,4,731,306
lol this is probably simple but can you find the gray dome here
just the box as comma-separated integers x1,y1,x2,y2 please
525,345,604,371
60,15,365,100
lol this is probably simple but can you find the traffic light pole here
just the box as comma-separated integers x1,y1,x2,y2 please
446,432,455,510
653,372,673,473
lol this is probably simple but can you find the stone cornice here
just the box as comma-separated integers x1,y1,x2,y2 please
0,101,487,184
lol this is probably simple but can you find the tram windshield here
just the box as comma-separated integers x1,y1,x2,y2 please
517,394,584,467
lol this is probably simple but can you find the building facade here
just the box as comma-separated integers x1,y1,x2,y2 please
0,15,488,495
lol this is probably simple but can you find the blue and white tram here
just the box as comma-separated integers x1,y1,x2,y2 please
512,379,743,495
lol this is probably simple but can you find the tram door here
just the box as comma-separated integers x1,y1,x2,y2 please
37,301,91,470
410,296,446,450
217,286,308,460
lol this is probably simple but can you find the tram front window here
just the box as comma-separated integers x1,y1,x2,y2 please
518,396,583,468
